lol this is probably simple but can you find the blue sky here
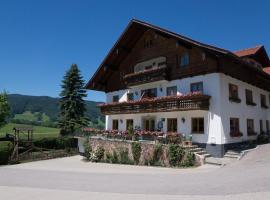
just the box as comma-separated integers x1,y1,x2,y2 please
0,0,269,102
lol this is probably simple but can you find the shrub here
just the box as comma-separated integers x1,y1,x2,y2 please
105,150,119,164
119,147,132,164
131,142,141,164
150,144,163,166
181,152,195,167
0,141,13,165
90,146,104,162
33,137,77,150
168,144,184,167
95,146,105,162
83,141,92,160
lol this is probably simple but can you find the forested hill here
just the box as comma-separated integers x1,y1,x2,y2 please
7,94,104,128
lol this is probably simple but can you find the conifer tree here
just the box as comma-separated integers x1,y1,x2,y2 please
58,64,89,135
0,92,10,128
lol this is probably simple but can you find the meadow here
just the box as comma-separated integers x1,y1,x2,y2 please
0,123,60,139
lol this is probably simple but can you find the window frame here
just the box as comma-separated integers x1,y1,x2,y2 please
230,118,241,137
229,83,241,103
191,118,204,134
260,94,268,108
141,88,157,99
127,93,134,101
190,82,203,93
126,119,134,130
247,119,255,136
245,89,256,106
112,119,119,130
167,118,178,132
166,86,177,96
112,95,119,103
179,52,189,67
260,119,263,133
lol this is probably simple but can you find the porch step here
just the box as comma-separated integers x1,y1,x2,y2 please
190,147,204,153
224,150,241,159
196,150,208,155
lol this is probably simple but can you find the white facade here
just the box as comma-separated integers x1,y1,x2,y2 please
105,73,270,149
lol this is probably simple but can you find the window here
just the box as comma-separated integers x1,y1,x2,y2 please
113,95,119,103
127,93,134,101
144,119,155,131
230,118,240,133
141,88,157,99
126,119,133,130
144,39,153,48
260,94,268,108
112,120,119,130
192,118,204,133
247,119,255,136
229,84,240,102
245,89,255,105
167,118,177,132
260,120,263,133
190,82,203,93
180,52,189,67
266,120,269,133
166,86,177,96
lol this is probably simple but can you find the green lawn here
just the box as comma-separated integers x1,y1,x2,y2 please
0,123,60,139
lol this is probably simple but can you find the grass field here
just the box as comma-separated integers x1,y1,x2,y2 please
0,123,60,139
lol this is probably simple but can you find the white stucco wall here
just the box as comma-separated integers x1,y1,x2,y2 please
219,73,270,144
105,73,223,145
104,73,270,145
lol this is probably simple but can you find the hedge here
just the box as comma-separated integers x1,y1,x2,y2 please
33,137,77,150
0,141,14,165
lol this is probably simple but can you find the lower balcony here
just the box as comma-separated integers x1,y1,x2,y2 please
98,93,211,115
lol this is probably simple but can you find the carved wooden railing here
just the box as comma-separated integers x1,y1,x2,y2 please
123,66,168,86
99,93,211,115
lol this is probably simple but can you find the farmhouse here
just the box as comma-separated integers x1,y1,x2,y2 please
86,19,270,157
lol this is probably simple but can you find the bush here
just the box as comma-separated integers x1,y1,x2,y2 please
83,141,92,160
119,147,133,164
150,144,163,166
168,144,184,167
0,141,13,165
89,146,104,162
105,150,119,164
131,142,141,164
181,152,195,167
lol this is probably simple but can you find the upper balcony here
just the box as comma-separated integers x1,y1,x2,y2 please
123,65,169,87
99,92,211,115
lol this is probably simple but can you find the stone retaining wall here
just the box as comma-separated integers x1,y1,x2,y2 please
81,137,202,167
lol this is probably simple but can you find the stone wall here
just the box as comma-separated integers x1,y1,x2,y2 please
82,138,202,167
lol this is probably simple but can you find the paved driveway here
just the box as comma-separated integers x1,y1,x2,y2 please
1,144,270,200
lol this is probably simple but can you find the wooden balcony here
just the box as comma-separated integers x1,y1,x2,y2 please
123,66,168,86
99,93,211,115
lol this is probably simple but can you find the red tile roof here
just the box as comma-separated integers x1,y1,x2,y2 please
263,67,270,74
234,45,263,57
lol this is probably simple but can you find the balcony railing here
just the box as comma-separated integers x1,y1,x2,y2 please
123,66,168,86
99,93,211,115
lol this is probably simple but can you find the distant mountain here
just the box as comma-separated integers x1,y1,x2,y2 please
7,94,104,128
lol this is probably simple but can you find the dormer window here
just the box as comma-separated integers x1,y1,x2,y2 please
178,52,189,67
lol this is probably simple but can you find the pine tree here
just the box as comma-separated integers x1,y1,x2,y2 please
58,64,89,135
0,92,10,128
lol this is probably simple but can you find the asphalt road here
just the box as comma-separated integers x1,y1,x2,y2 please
1,144,270,200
